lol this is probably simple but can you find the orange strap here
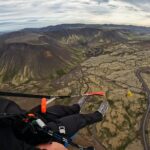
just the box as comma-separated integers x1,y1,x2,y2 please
41,98,47,114
84,91,105,96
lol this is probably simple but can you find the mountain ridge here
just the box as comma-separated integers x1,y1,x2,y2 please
1,24,150,37
0,24,149,85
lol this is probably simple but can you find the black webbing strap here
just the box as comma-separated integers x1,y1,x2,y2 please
0,91,70,99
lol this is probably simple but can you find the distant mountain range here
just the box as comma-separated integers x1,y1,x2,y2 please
12,24,150,34
0,32,5,35
0,24,150,85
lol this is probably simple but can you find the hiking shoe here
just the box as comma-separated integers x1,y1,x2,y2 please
77,95,88,108
98,101,109,117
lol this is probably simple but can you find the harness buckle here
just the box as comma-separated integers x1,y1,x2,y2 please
59,126,66,134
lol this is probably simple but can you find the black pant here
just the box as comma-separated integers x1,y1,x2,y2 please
41,104,103,137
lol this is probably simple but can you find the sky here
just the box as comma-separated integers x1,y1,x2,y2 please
0,0,150,32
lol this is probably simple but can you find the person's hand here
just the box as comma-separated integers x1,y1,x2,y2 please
36,142,68,150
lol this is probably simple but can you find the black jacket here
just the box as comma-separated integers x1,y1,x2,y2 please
0,97,39,150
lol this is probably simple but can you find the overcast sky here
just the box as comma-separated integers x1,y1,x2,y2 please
0,0,150,32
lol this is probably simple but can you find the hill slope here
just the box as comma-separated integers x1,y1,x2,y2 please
0,24,134,85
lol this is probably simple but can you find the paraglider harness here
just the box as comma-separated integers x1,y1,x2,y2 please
0,112,94,150
0,91,105,150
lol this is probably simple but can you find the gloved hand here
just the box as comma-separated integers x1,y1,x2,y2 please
36,142,68,150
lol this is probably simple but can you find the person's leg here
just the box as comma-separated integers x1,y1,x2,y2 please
47,112,103,137
47,101,109,137
42,104,80,122
41,96,89,122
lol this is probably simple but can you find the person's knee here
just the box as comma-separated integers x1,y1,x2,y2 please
71,104,80,113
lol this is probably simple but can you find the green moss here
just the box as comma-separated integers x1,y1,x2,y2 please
107,99,115,107
117,137,133,150
100,127,115,138
2,67,19,82
124,114,132,128
56,69,66,77
125,105,135,117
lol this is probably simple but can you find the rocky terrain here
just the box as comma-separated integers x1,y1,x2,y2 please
0,24,150,150
51,40,150,150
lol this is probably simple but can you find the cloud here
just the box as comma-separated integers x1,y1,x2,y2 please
0,0,149,32
118,0,150,12
123,0,149,4
94,0,109,4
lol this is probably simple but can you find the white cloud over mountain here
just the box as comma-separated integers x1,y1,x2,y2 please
0,0,150,32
